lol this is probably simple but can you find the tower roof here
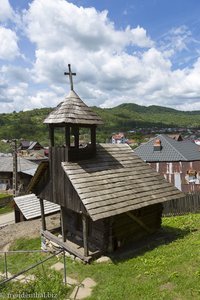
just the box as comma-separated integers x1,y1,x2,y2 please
44,90,103,125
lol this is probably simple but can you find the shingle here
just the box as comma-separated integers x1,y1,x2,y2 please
44,90,103,125
14,194,60,220
62,143,184,221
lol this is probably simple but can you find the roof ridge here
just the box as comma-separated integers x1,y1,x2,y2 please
160,134,187,161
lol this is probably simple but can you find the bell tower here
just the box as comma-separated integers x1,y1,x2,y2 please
44,64,103,162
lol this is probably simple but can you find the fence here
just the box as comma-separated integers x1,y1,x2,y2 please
163,193,200,216
0,249,67,285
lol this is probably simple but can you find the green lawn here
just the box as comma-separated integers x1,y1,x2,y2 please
1,214,200,300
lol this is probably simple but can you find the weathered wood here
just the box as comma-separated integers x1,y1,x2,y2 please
44,89,103,125
89,194,181,221
163,193,200,216
91,126,96,148
84,186,179,208
64,64,76,91
126,211,152,233
65,126,70,147
39,198,46,231
78,181,174,200
82,214,89,256
61,206,67,242
49,125,54,147
74,125,79,149
42,230,93,262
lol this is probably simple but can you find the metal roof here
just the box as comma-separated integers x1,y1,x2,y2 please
44,90,103,125
0,157,38,174
14,194,60,220
134,134,200,162
62,143,184,221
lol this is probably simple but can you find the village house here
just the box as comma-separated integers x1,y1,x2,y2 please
28,65,184,262
0,156,37,194
134,134,200,193
111,132,126,144
18,140,47,164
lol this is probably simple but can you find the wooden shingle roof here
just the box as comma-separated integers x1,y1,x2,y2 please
62,144,184,221
14,194,60,220
43,90,103,125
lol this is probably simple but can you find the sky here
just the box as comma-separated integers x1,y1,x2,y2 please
1,0,200,113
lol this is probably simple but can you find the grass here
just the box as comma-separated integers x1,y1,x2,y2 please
0,194,9,199
1,214,200,299
0,194,13,214
0,205,13,215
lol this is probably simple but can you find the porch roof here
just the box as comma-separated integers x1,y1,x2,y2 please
14,193,60,220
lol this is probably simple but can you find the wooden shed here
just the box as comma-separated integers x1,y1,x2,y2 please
29,65,184,262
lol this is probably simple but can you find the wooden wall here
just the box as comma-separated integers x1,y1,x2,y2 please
63,208,109,251
62,204,163,253
35,147,90,214
112,203,163,249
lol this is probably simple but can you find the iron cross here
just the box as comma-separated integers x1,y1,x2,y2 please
64,64,76,90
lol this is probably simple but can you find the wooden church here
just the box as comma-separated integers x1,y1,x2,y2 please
29,65,184,262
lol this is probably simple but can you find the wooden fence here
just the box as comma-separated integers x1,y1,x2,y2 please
162,193,200,216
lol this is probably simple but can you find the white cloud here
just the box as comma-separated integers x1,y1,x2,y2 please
0,0,14,22
28,90,62,109
0,27,20,60
1,0,200,114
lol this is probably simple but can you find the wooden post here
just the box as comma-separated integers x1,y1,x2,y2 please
49,125,54,147
65,126,70,147
107,217,114,253
39,198,46,231
74,126,79,149
91,126,96,149
61,206,67,242
82,214,89,257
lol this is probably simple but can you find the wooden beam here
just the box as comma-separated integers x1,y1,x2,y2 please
42,230,92,262
39,198,46,231
61,206,67,242
65,126,70,147
74,126,79,149
91,126,96,148
126,212,152,233
107,217,114,253
82,213,89,257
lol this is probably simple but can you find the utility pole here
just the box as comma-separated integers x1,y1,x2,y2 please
11,139,18,196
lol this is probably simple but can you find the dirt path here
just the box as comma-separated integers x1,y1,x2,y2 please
0,214,60,250
0,212,14,226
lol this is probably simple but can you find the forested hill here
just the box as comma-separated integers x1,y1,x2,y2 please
0,103,200,145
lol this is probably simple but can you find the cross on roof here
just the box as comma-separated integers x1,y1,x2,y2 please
64,64,76,91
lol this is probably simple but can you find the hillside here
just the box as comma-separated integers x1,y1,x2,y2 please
1,214,200,299
1,103,200,147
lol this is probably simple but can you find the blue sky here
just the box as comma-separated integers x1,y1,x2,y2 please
1,0,200,113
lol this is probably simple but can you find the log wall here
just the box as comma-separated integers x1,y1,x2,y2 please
112,203,163,248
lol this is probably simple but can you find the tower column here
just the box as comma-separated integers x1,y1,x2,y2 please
49,125,54,147
65,126,70,147
74,125,79,149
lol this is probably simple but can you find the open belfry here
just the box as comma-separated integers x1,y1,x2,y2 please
29,65,184,262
